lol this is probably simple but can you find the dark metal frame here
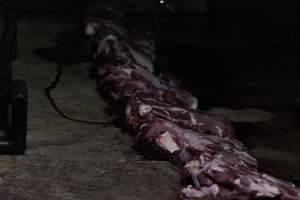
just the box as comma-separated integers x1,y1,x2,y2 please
0,8,27,155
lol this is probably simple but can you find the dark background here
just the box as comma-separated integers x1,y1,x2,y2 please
156,0,300,108
2,0,300,192
8,0,300,108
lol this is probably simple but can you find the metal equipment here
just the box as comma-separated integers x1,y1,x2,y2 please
0,7,27,155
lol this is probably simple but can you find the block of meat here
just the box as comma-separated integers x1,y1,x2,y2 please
85,7,155,61
85,5,300,200
94,34,154,72
135,120,300,199
85,15,155,72
85,18,128,41
99,78,159,102
126,93,234,138
95,63,156,101
135,119,254,166
84,5,131,42
130,68,198,109
97,64,198,108
182,152,300,200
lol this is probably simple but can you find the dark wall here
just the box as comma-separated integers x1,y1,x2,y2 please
9,0,152,14
8,0,83,14
8,0,300,17
157,0,300,93
108,0,154,13
11,0,205,15
108,0,207,13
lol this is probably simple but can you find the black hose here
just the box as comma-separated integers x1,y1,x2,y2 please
44,65,111,125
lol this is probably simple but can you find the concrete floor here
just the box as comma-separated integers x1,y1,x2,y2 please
3,16,179,200
0,15,299,200
210,107,300,187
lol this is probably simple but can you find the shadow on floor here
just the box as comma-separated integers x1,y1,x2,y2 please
233,110,300,187
33,28,93,66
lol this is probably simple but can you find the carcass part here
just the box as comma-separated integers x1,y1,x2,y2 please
126,93,234,138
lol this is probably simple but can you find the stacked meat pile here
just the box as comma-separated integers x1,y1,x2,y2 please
84,6,300,200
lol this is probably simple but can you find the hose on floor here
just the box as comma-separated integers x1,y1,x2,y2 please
44,65,111,125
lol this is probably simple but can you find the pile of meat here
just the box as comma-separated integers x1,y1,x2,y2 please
84,6,300,200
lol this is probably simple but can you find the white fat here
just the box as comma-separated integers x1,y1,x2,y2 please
181,184,219,199
234,178,241,185
190,113,197,125
168,107,186,112
207,184,219,197
249,180,280,198
156,132,180,153
158,90,164,96
138,123,148,131
138,104,152,117
125,104,132,116
262,173,296,188
215,126,223,137
122,68,133,75
211,165,224,173
235,151,258,166
182,185,203,198
85,24,96,36
198,122,205,127
190,98,198,109
222,143,230,151
105,34,117,41
203,160,224,173
199,155,207,165
126,45,154,72
215,153,223,160
185,160,202,175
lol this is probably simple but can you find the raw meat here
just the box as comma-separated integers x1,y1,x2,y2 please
98,68,159,101
94,35,154,72
97,64,198,109
135,119,300,199
85,5,300,200
126,93,234,139
85,16,155,71
135,120,254,164
130,68,198,109
182,152,300,200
